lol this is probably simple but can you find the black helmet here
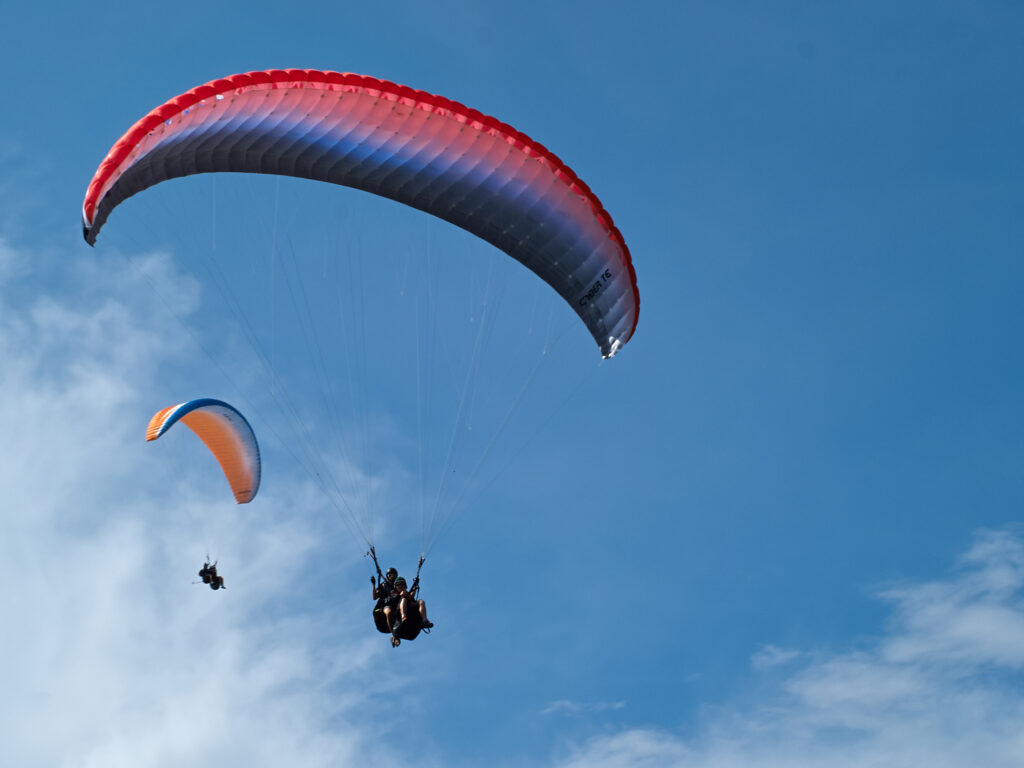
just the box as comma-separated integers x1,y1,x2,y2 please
386,568,398,580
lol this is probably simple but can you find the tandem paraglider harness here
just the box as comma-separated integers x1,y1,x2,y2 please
368,546,429,640
196,559,225,590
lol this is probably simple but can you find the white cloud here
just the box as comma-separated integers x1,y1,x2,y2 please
750,644,801,669
879,529,1024,669
553,529,1024,768
0,240,423,767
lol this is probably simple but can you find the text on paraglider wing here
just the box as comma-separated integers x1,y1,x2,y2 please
577,269,614,307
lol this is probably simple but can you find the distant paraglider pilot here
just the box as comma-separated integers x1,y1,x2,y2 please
198,561,225,591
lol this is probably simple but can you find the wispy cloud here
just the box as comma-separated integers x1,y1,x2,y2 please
0,241,425,767
553,529,1024,768
750,644,801,669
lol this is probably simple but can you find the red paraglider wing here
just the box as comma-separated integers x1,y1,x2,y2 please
82,69,638,357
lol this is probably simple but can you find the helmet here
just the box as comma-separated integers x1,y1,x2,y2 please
395,577,407,587
386,568,398,580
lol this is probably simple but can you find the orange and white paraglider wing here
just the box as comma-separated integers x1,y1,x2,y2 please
146,398,261,503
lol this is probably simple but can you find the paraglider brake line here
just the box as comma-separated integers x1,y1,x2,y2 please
367,546,426,595
411,555,426,597
367,545,384,581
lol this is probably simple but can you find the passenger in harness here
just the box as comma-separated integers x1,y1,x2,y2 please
389,576,433,647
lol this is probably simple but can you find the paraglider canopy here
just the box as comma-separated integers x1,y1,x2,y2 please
146,398,261,504
81,69,639,358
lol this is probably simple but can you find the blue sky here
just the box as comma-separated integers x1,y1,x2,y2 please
3,1,1024,765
